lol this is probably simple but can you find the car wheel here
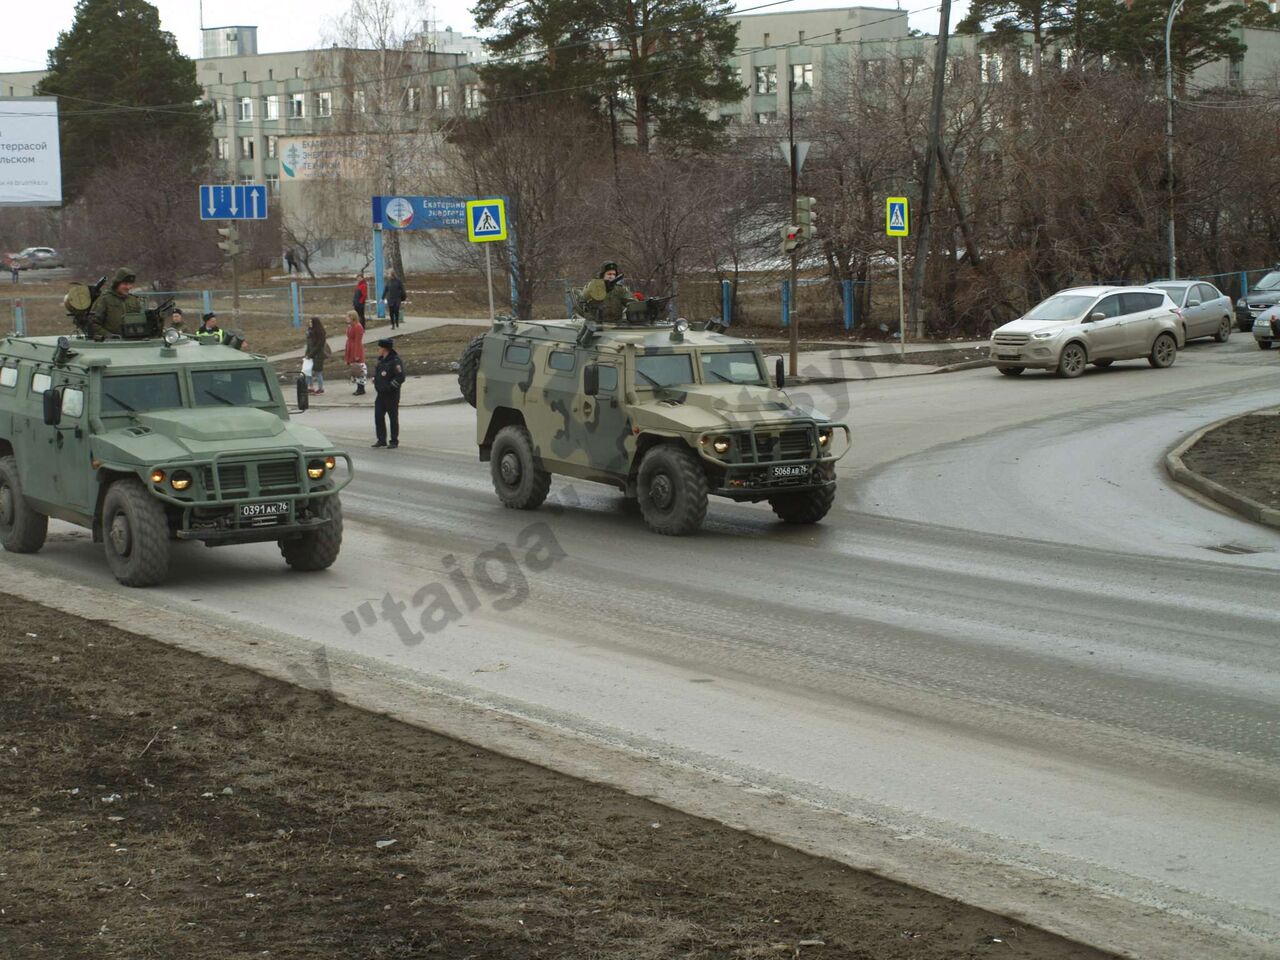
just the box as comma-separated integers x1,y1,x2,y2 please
1214,318,1231,343
279,495,343,571
1149,332,1177,368
490,425,551,510
0,454,48,554
1261,341,1274,350
1056,343,1087,378
996,366,1024,376
1239,318,1253,332
637,445,708,536
101,478,171,587
1092,359,1114,368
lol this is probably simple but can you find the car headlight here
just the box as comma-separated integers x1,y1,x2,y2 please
712,437,731,455
170,470,192,491
1237,298,1247,307
1031,331,1057,339
307,460,326,480
817,428,832,447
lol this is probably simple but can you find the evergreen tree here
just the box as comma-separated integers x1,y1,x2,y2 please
36,0,210,201
1102,0,1245,83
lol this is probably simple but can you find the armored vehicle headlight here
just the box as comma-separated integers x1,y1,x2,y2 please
162,327,181,346
818,428,832,447
307,460,326,480
150,469,166,484
712,437,731,455
673,318,690,334
324,456,336,471
170,470,192,491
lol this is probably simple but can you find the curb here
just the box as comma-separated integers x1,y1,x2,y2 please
290,396,464,414
1164,413,1280,530
932,358,995,374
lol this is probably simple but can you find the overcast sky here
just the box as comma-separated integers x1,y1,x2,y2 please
0,0,961,75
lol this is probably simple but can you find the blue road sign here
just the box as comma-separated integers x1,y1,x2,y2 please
199,184,269,221
466,198,507,243
371,195,469,230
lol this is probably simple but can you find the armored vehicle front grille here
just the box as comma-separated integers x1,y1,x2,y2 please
257,460,301,490
738,428,814,463
993,333,1029,346
202,464,249,496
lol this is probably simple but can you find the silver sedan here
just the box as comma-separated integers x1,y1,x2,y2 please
1150,281,1233,343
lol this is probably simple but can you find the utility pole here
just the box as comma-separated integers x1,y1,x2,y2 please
788,78,799,377
1165,0,1185,280
908,0,952,341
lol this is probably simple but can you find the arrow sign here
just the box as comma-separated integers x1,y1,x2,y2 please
199,184,269,221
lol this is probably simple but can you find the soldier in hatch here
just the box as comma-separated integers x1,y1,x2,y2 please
579,261,633,324
88,268,143,338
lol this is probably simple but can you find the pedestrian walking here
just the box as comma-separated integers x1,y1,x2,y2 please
305,316,330,394
384,270,406,329
345,310,367,396
371,338,404,448
353,273,369,324
285,247,298,274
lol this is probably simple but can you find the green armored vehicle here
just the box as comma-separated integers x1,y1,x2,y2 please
457,306,850,535
0,329,351,586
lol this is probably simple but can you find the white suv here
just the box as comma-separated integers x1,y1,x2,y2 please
990,286,1184,378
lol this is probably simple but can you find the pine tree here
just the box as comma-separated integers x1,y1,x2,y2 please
35,0,210,201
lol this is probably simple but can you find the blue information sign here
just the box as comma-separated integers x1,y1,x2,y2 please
371,195,469,230
199,184,268,221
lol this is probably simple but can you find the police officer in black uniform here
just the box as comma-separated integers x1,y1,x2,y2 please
372,338,404,448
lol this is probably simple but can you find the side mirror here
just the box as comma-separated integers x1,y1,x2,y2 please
1088,312,1106,323
42,387,62,426
775,358,785,389
583,364,599,397
1187,299,1202,308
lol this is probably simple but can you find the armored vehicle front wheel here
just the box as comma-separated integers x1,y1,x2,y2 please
279,494,343,571
0,455,48,554
490,426,551,510
637,445,708,536
101,478,171,587
769,484,836,524
458,335,484,407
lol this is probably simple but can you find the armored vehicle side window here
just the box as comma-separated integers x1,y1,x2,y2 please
31,372,51,394
700,350,764,385
0,366,16,389
102,373,182,413
548,350,575,372
504,343,532,365
634,353,694,388
598,365,618,393
62,388,85,419
192,368,272,407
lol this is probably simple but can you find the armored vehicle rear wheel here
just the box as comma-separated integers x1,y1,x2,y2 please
490,426,551,509
769,484,836,524
101,478,171,587
458,335,484,407
0,455,48,554
280,494,343,571
637,445,708,536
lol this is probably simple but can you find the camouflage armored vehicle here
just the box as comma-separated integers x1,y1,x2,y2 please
0,328,351,586
457,305,850,535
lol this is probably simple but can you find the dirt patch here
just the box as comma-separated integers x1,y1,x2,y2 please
0,592,1114,960
1182,413,1280,511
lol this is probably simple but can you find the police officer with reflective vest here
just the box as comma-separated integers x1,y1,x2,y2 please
196,312,224,344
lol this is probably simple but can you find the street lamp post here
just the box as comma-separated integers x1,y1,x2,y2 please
1165,0,1186,280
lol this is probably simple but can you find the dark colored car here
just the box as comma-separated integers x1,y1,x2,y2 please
1235,269,1280,331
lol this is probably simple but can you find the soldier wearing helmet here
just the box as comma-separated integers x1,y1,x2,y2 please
580,261,633,324
88,268,142,338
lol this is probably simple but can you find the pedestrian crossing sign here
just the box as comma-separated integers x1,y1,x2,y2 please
886,197,909,237
466,198,508,243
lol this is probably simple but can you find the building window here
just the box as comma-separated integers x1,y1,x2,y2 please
242,70,248,82
754,66,777,94
798,30,805,43
407,86,421,111
237,97,253,121
217,72,223,84
834,28,842,43
266,175,280,194
288,93,305,118
791,63,813,89
216,138,229,160
981,52,1002,83
1019,49,1035,74
239,176,255,186
316,91,332,117
902,57,924,82
434,86,451,108
464,84,482,109
266,135,278,158
353,89,367,113
294,67,300,78
1229,54,1243,86
862,59,887,82
264,95,280,120
239,136,255,159
756,111,775,124
763,32,770,47
268,68,274,80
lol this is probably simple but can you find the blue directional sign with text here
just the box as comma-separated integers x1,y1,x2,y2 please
199,184,268,221
371,195,469,230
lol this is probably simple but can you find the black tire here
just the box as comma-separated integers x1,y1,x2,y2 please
490,426,551,510
1214,318,1231,343
1092,359,1114,368
1056,342,1087,378
637,445,708,536
1239,318,1253,333
1260,340,1274,351
769,483,836,524
1149,332,1177,368
0,454,48,554
458,335,484,407
996,366,1024,376
280,494,343,571
101,478,171,587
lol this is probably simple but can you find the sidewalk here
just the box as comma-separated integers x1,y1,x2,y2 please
272,313,490,362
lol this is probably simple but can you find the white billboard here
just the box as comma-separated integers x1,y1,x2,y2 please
0,97,62,207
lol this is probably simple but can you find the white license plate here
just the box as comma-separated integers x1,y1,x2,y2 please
771,464,809,479
239,501,289,519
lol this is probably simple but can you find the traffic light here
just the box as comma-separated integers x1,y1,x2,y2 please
795,196,817,242
216,224,240,256
780,224,801,256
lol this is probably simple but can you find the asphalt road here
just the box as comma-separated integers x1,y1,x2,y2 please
7,334,1280,958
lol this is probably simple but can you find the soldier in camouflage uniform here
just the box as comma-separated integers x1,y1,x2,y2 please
579,261,633,323
88,268,143,338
